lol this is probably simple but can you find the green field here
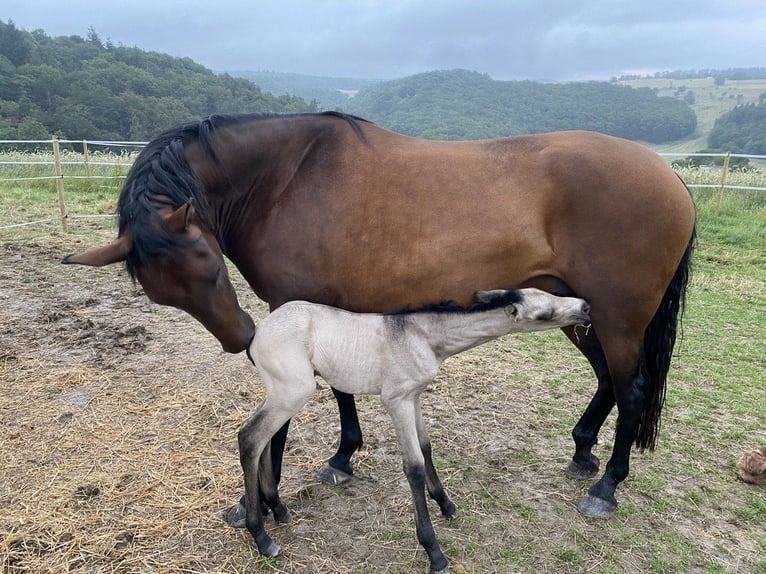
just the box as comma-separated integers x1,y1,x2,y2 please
618,77,766,153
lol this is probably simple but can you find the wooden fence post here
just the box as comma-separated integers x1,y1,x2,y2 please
82,139,91,180
716,151,731,210
52,135,68,232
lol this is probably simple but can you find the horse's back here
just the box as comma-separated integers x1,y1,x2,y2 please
226,118,694,325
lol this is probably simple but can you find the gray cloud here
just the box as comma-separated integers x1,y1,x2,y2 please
4,0,764,80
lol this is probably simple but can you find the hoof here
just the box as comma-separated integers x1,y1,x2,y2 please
441,502,457,520
273,504,292,524
259,539,280,558
225,499,247,529
315,463,353,486
565,459,599,480
432,566,450,574
578,494,617,517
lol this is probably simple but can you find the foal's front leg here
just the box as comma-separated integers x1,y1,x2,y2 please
415,398,456,519
384,394,450,574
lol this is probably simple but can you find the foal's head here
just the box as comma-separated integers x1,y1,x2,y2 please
475,288,590,330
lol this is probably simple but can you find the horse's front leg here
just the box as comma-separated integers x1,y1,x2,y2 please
316,388,363,485
384,394,450,574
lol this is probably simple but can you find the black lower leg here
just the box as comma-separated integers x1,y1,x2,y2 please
581,364,648,516
327,388,363,475
422,442,456,519
405,463,448,573
563,325,613,478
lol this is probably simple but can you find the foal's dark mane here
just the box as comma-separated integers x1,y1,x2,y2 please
388,289,523,316
116,111,369,279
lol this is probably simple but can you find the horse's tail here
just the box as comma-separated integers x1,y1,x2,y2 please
635,222,696,451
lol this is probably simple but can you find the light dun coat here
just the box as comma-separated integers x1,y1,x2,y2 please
238,287,590,573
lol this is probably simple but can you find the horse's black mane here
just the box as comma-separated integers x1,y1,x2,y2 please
388,289,523,316
116,111,369,279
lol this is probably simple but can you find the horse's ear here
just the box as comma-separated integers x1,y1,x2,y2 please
475,289,506,303
62,234,130,267
164,202,195,234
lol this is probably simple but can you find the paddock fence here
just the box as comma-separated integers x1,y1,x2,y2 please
1,137,765,233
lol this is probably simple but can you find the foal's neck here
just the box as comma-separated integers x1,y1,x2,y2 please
412,308,514,361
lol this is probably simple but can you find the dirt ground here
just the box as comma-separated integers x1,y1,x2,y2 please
1,228,764,573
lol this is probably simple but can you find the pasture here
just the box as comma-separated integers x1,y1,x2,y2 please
617,76,766,154
1,175,765,572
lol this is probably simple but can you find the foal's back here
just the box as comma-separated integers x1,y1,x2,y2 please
252,301,439,396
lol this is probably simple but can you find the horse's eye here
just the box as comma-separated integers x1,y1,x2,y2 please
209,265,222,284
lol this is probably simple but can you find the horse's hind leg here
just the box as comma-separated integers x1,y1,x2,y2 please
415,398,456,519
577,329,646,517
316,388,362,485
562,325,614,479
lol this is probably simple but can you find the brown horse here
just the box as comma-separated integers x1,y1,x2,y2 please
63,112,695,565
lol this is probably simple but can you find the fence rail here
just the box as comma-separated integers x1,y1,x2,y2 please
1,137,764,232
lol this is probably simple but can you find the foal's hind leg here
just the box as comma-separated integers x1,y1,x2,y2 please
315,389,362,485
237,402,286,557
415,398,456,519
562,325,614,480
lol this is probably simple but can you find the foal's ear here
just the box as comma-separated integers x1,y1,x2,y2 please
475,289,508,303
164,202,196,234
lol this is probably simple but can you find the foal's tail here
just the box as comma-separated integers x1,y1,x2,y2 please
636,223,696,451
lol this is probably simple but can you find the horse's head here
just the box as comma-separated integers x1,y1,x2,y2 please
62,203,255,353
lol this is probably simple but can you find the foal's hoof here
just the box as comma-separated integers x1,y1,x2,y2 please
565,459,599,480
225,499,247,529
431,566,450,574
315,463,353,486
578,494,617,517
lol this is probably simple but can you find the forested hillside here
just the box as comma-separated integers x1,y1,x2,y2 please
344,69,697,143
708,98,766,154
0,20,313,141
229,70,380,111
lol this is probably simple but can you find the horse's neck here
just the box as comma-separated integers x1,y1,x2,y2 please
201,118,320,254
413,309,512,361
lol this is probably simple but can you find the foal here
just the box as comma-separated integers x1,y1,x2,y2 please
238,288,590,574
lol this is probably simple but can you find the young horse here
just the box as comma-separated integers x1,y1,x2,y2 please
239,288,590,573
63,111,695,521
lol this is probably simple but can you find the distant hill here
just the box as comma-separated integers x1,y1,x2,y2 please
0,20,314,141
617,76,766,152
226,70,382,110
341,69,697,143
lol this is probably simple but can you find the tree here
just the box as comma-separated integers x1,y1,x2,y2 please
0,20,315,141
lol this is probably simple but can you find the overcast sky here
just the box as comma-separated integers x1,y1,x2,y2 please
4,0,765,81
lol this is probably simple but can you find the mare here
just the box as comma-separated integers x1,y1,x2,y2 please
63,111,696,523
239,288,591,573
